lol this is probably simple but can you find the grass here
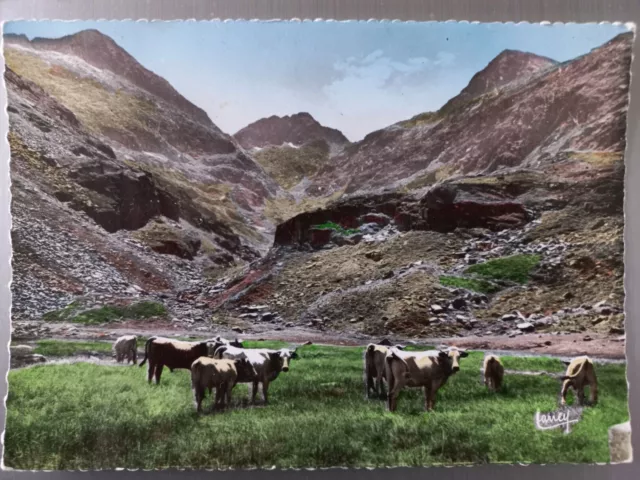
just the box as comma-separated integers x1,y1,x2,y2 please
439,275,501,294
4,344,629,469
31,340,114,357
311,221,360,236
42,301,167,325
465,254,541,284
5,47,156,135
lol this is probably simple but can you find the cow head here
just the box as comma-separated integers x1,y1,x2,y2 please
269,348,297,372
438,346,469,374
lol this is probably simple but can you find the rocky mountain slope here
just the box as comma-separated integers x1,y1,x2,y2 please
306,32,632,197
4,30,286,324
234,113,350,195
6,29,632,356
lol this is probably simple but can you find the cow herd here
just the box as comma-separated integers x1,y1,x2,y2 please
112,334,599,414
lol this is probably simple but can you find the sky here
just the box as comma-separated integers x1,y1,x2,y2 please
3,20,633,141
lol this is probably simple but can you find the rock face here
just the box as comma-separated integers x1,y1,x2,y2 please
306,32,633,196
235,112,350,151
4,30,282,251
274,182,532,247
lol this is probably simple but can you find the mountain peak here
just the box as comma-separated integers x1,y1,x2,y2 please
5,29,212,125
234,112,349,149
443,49,558,110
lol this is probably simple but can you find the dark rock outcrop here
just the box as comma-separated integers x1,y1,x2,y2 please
274,183,531,247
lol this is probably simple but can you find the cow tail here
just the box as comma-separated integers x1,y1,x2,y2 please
138,336,156,367
364,345,375,396
561,358,589,381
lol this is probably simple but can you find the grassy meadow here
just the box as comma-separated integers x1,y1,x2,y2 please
4,341,629,469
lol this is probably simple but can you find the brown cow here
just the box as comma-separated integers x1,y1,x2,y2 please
190,356,257,413
385,345,468,412
560,356,598,406
483,354,504,392
139,336,238,384
364,343,405,399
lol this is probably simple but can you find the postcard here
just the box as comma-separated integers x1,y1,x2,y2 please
1,19,634,469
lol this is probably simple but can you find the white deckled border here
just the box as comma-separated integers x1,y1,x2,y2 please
0,1,638,477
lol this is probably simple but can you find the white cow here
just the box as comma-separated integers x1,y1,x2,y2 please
113,335,138,365
213,345,298,404
384,345,468,412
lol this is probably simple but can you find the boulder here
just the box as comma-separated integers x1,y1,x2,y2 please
517,322,535,332
608,421,632,463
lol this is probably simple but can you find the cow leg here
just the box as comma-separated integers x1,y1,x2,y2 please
225,382,234,408
262,380,270,405
577,385,585,406
147,361,155,384
423,387,430,411
377,372,386,398
132,350,137,365
590,380,598,405
251,381,259,404
154,364,164,385
193,385,204,413
560,379,572,405
427,387,437,411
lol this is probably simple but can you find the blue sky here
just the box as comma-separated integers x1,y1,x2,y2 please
3,20,632,141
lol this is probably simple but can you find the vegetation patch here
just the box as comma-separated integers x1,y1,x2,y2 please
465,254,541,284
4,345,629,469
439,275,501,294
567,151,623,167
5,47,156,135
42,301,167,325
31,340,114,357
253,141,330,190
311,221,359,236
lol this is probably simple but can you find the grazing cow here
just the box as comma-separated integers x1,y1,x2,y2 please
214,345,298,404
364,343,405,399
384,345,469,412
113,335,138,365
138,336,236,384
560,356,598,406
190,356,257,413
483,354,504,392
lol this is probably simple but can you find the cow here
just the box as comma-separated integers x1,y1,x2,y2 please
364,343,405,399
190,355,257,413
213,345,298,404
113,335,138,365
384,345,469,412
483,354,504,392
138,336,239,384
559,356,598,406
